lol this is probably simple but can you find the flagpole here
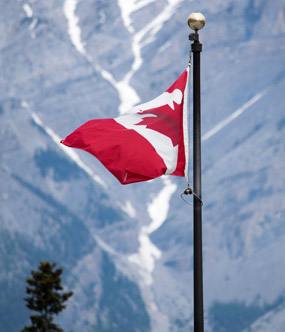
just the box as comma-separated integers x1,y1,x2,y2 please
188,12,205,332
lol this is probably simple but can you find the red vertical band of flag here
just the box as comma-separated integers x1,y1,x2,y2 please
61,68,189,184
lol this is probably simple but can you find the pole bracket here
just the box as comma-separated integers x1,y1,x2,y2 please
189,32,199,41
191,42,202,52
189,32,202,52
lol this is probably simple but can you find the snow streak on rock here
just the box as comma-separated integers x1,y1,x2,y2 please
117,0,156,33
128,177,177,285
21,101,106,188
63,0,185,115
23,3,37,32
133,0,185,49
120,200,137,218
202,88,268,142
23,3,33,17
117,0,185,114
63,0,87,56
63,0,140,115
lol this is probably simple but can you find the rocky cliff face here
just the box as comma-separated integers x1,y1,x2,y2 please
0,1,284,331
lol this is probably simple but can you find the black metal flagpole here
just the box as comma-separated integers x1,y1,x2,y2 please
188,12,205,332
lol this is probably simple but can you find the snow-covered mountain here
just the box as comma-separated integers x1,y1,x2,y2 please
0,0,284,331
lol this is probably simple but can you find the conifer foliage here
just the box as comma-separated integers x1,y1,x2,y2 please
21,261,73,332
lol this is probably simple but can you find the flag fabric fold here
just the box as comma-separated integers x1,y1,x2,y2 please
61,68,189,184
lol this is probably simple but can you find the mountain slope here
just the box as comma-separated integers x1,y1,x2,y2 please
0,0,284,331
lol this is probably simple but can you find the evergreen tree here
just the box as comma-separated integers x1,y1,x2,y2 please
21,261,73,332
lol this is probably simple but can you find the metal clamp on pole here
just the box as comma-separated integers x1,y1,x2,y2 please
189,31,199,42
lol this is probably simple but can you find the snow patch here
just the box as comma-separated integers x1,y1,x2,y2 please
128,177,177,285
62,0,140,114
117,0,185,114
116,80,141,114
202,88,268,142
120,200,136,218
29,18,38,30
159,41,171,53
63,0,184,116
21,101,106,188
147,177,176,233
117,0,156,33
23,3,33,18
63,0,86,56
138,0,184,48
23,3,37,32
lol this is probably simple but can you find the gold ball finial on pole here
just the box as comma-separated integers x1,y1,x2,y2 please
187,12,206,31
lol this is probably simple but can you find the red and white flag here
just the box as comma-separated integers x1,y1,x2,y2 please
61,68,189,184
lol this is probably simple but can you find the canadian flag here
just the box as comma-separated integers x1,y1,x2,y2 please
61,68,189,184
